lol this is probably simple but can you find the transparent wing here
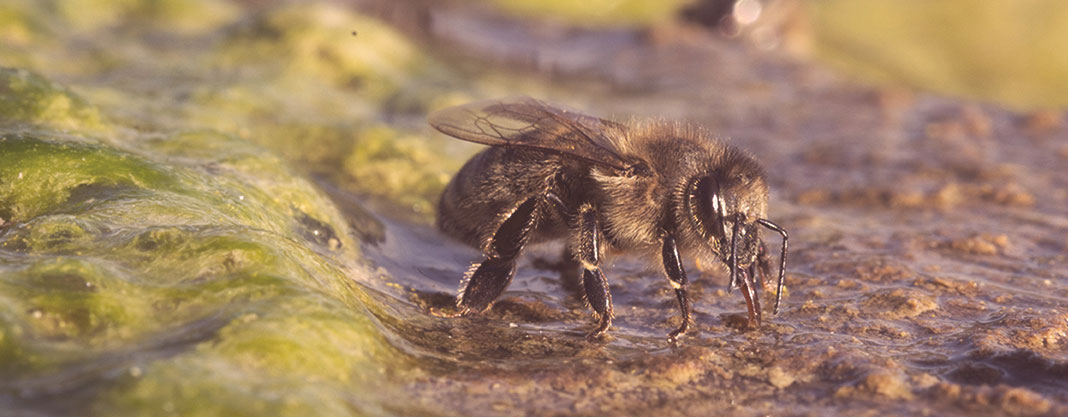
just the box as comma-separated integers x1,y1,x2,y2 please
428,97,632,170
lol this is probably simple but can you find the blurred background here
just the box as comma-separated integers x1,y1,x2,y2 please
2,0,1066,217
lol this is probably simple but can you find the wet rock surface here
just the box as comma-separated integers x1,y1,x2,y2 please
0,1,1065,416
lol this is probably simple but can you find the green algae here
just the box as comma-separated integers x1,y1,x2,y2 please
0,4,34,43
197,1,449,133
0,84,401,415
177,3,460,215
92,296,405,417
0,136,169,223
214,3,431,102
0,11,435,413
47,0,238,33
342,124,456,215
0,68,110,134
3,0,458,215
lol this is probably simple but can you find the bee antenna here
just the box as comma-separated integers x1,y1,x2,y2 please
757,219,788,315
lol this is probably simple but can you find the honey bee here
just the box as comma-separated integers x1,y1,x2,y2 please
430,97,788,342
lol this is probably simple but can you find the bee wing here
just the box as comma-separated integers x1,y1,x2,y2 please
429,97,632,170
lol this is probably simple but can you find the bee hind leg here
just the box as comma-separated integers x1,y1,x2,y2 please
457,196,540,314
582,268,612,340
457,258,517,314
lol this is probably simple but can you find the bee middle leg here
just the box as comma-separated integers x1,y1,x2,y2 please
661,234,692,342
573,203,613,340
457,196,540,314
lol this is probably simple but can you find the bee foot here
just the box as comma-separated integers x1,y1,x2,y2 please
585,330,607,343
667,327,688,344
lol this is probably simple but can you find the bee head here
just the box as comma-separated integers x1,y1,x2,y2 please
683,167,789,313
686,172,767,264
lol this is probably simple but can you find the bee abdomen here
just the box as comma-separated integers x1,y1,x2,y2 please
437,147,563,250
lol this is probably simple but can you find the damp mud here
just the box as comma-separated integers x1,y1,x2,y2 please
2,1,1067,416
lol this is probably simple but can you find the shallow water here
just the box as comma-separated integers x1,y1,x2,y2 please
2,1,1067,416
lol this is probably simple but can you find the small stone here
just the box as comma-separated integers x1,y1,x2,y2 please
998,387,1050,415
767,366,794,389
911,373,939,389
862,371,913,400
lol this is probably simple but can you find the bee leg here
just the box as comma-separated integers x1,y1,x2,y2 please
749,261,766,326
661,234,692,343
582,268,613,340
457,196,540,314
737,268,762,328
574,203,613,340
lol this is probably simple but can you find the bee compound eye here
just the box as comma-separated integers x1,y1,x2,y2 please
693,176,727,239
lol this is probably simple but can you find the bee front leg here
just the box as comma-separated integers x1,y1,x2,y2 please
661,234,692,343
457,196,540,314
738,267,762,328
574,203,613,340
